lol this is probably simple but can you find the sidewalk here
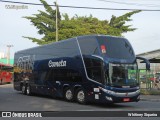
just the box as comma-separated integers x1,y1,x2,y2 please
140,95,160,102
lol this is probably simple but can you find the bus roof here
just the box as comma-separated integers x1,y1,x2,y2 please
15,35,125,54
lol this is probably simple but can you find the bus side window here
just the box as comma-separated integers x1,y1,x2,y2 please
85,58,103,83
45,70,54,81
36,71,46,84
33,71,38,81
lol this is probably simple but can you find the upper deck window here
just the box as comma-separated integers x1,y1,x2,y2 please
78,36,100,56
97,36,135,59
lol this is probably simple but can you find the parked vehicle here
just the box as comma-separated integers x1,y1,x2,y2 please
0,63,13,84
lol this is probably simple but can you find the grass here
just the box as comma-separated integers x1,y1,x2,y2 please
140,89,160,95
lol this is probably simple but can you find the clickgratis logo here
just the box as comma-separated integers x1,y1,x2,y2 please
48,60,66,68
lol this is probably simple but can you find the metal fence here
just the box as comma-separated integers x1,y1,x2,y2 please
139,69,160,90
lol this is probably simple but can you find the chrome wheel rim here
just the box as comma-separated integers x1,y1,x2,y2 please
22,86,25,93
77,90,85,102
65,89,73,100
26,86,30,95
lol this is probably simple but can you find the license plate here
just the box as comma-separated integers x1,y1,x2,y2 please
123,98,130,102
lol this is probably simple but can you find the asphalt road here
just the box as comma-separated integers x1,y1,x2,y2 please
0,84,160,111
0,84,160,119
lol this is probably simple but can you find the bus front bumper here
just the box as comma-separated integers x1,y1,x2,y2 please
104,94,140,103
99,88,140,103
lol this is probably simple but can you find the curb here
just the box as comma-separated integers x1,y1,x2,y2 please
140,98,160,102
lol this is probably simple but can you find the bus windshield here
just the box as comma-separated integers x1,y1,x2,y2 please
108,63,138,87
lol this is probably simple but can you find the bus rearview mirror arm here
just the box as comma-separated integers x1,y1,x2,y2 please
136,57,150,71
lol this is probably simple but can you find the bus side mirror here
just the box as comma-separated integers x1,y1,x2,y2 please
136,57,150,71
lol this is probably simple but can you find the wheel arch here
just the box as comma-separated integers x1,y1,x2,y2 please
73,85,82,94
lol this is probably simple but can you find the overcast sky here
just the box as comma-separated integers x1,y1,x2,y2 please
0,0,160,58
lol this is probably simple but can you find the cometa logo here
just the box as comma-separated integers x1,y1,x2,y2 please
48,60,67,68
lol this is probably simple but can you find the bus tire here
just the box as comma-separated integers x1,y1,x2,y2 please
26,85,32,96
76,88,87,104
0,79,2,85
22,84,26,95
64,88,74,101
1,79,5,85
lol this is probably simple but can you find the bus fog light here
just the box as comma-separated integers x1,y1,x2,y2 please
105,96,113,101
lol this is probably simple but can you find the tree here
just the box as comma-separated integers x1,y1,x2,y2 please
23,0,141,45
108,10,140,36
23,0,61,45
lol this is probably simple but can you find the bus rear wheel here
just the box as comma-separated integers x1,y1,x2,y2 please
76,89,86,104
26,85,32,96
64,88,73,101
22,85,26,95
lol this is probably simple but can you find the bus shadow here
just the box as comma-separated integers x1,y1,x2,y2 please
87,102,133,109
17,92,133,109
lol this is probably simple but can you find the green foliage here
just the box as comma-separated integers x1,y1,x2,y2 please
23,0,141,45
23,0,61,45
141,89,160,95
109,10,141,36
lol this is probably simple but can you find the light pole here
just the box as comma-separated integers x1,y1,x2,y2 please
56,0,58,42
6,45,13,65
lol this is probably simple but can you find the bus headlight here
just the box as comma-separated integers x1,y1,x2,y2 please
99,87,115,95
136,89,140,93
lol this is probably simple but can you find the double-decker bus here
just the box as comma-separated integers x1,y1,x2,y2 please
0,63,13,84
14,35,150,104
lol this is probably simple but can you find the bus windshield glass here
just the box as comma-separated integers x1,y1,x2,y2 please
97,36,134,59
108,63,138,87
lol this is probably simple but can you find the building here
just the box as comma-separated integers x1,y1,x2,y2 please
0,52,5,59
137,49,160,63
0,58,14,66
137,49,160,74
